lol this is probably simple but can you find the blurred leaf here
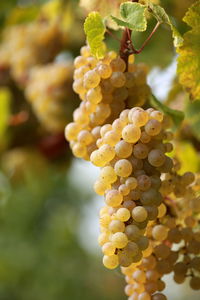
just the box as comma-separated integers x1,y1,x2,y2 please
0,172,10,205
80,0,124,17
0,88,11,148
150,94,184,127
80,0,126,30
40,0,73,30
6,6,40,25
0,0,18,27
185,100,200,140
174,141,200,173
84,12,106,59
112,2,147,31
148,2,183,47
177,1,200,101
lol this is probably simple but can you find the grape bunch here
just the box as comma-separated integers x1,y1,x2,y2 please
0,21,64,85
94,107,174,270
65,45,150,160
25,62,78,133
65,45,200,299
121,169,200,300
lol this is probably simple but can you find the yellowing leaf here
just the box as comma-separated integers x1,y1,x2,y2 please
177,1,200,101
183,0,200,28
84,12,106,59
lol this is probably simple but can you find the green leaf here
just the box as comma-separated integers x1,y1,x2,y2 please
177,1,200,101
147,2,183,47
0,88,11,150
118,2,147,31
186,100,200,140
150,94,184,127
111,15,133,29
84,12,106,59
6,6,40,25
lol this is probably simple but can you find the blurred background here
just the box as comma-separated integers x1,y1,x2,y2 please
0,0,199,299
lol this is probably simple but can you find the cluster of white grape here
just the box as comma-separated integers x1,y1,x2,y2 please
122,168,200,299
94,107,174,270
65,46,150,160
25,62,78,133
65,46,200,299
123,225,200,299
0,21,63,85
122,250,168,300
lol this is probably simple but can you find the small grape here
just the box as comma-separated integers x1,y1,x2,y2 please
151,293,167,300
102,242,115,256
83,70,100,89
114,159,133,177
152,225,168,241
132,206,148,223
110,71,126,88
97,63,112,78
115,140,133,158
103,254,119,269
125,225,141,241
126,177,138,190
122,124,141,143
148,149,166,167
133,270,146,283
100,166,117,184
116,208,131,222
109,219,125,233
111,232,128,248
145,119,162,136
105,189,123,207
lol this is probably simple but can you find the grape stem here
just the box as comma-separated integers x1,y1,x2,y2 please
119,0,161,64
120,21,160,62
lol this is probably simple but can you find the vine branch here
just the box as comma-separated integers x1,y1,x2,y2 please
119,0,160,65
135,21,160,54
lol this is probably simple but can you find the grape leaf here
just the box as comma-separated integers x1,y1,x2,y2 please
183,0,200,28
113,2,147,31
147,2,183,47
84,12,106,59
177,1,200,101
150,94,184,127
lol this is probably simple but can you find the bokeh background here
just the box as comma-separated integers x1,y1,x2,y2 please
0,1,199,300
